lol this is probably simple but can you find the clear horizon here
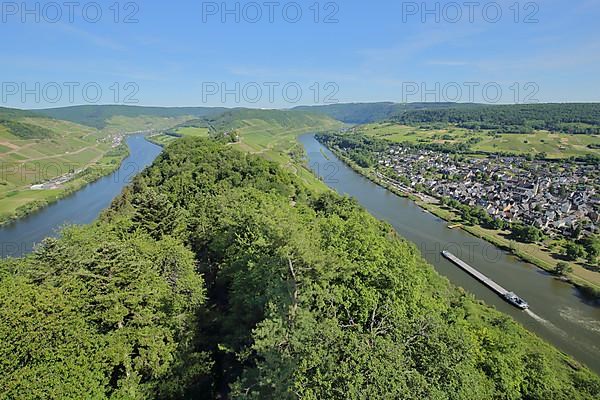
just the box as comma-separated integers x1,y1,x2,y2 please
2,0,599,109
12,99,600,112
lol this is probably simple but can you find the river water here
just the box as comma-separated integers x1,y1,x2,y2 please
1,133,598,374
0,135,162,258
299,133,600,374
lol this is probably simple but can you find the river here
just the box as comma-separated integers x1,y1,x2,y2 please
0,135,162,258
1,133,598,374
299,133,600,374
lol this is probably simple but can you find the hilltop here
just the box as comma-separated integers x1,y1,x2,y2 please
1,137,598,399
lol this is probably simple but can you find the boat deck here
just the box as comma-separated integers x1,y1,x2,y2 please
442,251,508,296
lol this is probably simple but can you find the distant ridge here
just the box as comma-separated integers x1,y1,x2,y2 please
32,105,228,129
293,102,478,124
23,102,600,131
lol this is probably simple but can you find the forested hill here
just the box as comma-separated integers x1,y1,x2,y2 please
1,138,599,399
391,103,600,134
293,102,465,124
29,103,600,133
33,105,228,129
0,106,54,139
205,108,343,132
294,103,600,134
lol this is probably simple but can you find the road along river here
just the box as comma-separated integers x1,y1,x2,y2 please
300,133,600,375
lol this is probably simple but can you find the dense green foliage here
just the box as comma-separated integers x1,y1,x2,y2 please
314,133,388,167
294,102,464,124
294,102,403,123
294,102,600,133
391,103,600,134
0,225,207,398
2,138,599,399
0,119,53,139
319,131,472,159
510,224,544,244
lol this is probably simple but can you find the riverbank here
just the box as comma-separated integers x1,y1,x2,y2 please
0,135,163,259
318,139,600,301
0,141,130,227
302,133,600,375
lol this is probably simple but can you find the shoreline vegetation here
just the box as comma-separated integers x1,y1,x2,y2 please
2,137,598,398
0,141,131,227
0,107,344,229
315,137,600,301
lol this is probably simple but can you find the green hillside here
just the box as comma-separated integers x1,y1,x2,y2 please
1,137,598,399
0,107,41,120
151,108,344,190
33,105,228,130
353,122,600,159
294,102,473,124
294,103,600,134
0,107,55,139
0,108,129,223
391,103,600,134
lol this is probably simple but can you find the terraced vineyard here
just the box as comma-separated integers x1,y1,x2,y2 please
0,116,123,222
150,109,344,191
0,107,202,223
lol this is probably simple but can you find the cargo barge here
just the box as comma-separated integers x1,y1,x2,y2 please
441,250,529,309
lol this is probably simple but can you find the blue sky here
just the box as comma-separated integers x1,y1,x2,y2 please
2,0,599,108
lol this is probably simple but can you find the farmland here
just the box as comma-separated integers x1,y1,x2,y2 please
0,117,125,222
358,122,600,158
0,110,199,223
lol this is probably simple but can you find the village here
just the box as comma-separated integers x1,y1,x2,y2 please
378,146,600,238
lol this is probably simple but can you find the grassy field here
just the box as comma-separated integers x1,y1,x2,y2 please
175,127,210,137
147,126,211,146
359,122,600,158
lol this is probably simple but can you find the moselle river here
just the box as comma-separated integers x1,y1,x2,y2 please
299,133,600,375
0,135,162,258
1,133,598,374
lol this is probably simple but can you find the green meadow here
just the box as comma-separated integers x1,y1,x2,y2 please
359,122,600,158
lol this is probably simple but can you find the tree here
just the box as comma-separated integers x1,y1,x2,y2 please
565,242,587,261
511,224,543,243
2,137,600,399
555,262,573,276
582,235,600,265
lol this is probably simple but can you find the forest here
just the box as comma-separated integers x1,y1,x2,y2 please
1,137,599,399
0,119,53,139
390,103,600,134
